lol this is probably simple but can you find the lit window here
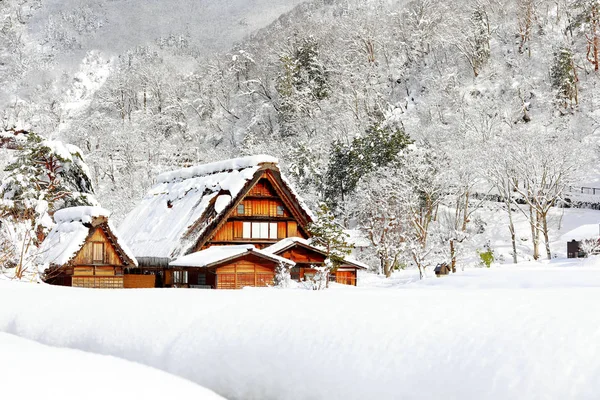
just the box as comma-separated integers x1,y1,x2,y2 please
237,204,245,215
269,222,278,239
243,222,251,238
277,205,284,216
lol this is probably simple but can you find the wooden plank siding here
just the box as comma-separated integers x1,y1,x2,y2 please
72,228,123,266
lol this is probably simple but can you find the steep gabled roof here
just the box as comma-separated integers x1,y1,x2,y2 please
263,237,369,270
38,206,138,269
169,244,295,269
119,155,314,260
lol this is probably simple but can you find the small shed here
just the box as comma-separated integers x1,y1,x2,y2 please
434,263,451,277
169,244,294,289
560,224,600,258
39,206,140,288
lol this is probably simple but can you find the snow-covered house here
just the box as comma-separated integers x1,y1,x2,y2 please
561,224,600,258
262,237,367,286
120,155,367,288
39,206,139,288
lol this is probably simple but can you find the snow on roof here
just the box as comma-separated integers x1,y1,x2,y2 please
53,206,110,224
119,155,312,261
169,244,294,268
38,206,137,268
561,224,600,242
263,237,370,269
156,155,278,184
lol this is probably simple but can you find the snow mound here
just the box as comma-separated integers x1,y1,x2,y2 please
3,266,600,399
0,331,224,400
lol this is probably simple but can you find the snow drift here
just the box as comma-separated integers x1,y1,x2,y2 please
1,266,600,400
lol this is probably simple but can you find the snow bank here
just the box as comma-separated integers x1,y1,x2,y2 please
0,331,224,400
2,265,600,400
560,223,600,241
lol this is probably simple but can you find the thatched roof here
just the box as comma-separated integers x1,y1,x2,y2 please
119,155,314,262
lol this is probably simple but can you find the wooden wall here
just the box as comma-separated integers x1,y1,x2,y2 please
123,274,156,288
72,228,123,266
212,220,300,242
212,254,276,289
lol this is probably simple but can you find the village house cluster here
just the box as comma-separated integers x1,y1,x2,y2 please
38,155,367,289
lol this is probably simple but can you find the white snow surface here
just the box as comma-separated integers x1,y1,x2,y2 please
54,205,110,224
156,155,277,184
0,331,224,400
4,261,600,399
560,223,600,241
170,244,294,268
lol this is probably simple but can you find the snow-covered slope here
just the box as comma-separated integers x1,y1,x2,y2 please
2,266,600,400
0,331,224,399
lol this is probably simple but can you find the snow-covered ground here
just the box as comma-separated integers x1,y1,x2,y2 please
2,259,600,400
0,332,224,399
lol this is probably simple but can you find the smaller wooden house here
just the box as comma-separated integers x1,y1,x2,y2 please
39,206,140,288
263,237,368,286
561,224,600,258
169,245,294,289
434,263,451,277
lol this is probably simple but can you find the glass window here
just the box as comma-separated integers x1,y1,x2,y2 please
198,273,206,285
269,223,278,239
252,222,269,239
173,270,188,284
237,204,245,215
243,222,251,238
277,205,284,216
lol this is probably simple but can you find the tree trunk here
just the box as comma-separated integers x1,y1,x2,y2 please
462,191,470,231
530,205,540,260
450,239,457,273
507,201,518,264
542,212,552,260
383,258,392,278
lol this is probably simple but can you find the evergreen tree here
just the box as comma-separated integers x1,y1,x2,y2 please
308,203,353,288
550,47,579,109
325,123,412,207
0,132,96,241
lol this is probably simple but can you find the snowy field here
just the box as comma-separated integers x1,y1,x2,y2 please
2,259,600,400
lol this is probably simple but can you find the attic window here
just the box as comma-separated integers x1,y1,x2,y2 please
92,242,104,264
276,205,284,216
237,204,245,215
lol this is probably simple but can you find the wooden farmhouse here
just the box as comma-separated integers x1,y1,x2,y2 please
119,155,367,289
39,206,144,288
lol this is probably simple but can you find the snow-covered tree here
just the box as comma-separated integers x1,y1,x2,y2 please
308,203,353,288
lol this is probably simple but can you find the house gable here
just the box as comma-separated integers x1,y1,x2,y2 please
192,164,312,251
72,226,129,267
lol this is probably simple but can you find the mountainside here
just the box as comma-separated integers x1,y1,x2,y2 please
3,0,600,273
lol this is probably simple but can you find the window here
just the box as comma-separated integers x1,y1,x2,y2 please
237,203,245,215
173,270,188,285
243,222,252,238
276,205,285,216
92,242,104,264
198,273,206,285
242,221,278,239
